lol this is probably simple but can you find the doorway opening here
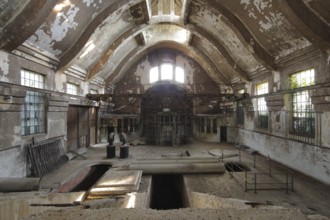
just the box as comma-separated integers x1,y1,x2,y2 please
220,126,227,142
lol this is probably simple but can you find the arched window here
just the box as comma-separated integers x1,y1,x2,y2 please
150,64,184,83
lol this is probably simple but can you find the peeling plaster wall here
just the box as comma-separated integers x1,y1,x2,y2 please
0,51,68,177
321,112,330,148
238,50,330,184
0,147,26,177
0,50,10,82
238,128,330,184
55,71,67,93
191,0,261,72
75,8,136,69
116,52,220,96
225,0,312,58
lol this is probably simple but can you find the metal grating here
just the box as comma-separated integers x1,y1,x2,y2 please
26,138,68,177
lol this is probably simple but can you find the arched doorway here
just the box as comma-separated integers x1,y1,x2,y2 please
141,82,193,146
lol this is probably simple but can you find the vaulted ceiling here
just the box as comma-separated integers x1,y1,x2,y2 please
1,0,329,86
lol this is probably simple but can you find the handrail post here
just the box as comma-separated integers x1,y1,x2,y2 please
239,148,241,162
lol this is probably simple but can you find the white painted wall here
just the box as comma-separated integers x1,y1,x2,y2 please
238,129,330,185
0,147,26,177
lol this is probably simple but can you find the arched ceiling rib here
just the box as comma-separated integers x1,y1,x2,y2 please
105,41,231,86
275,0,330,47
86,22,249,83
191,0,276,71
1,0,329,87
0,0,59,51
58,0,149,69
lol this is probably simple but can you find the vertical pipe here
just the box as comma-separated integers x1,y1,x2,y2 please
286,173,289,194
253,154,256,168
269,156,272,177
291,174,294,192
222,149,224,162
254,173,257,193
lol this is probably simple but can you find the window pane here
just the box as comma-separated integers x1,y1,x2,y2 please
256,82,268,95
290,68,314,89
21,91,46,136
150,66,159,83
175,67,184,83
67,83,78,95
161,64,173,80
290,69,315,138
21,69,45,89
256,82,268,129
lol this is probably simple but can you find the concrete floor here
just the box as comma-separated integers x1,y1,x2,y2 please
1,139,330,220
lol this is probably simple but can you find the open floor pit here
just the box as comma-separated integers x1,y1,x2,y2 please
150,174,189,210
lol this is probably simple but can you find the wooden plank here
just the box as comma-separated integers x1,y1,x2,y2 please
95,170,142,188
88,170,142,196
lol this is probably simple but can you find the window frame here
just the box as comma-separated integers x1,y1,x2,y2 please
67,82,79,95
149,64,184,84
289,68,315,138
255,82,269,130
20,69,47,136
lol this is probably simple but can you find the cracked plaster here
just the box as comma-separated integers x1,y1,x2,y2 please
191,3,261,72
0,50,9,82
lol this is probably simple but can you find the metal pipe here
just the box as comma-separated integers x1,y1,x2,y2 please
286,173,289,194
254,173,257,193
269,156,272,177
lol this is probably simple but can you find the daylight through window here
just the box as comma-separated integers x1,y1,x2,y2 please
256,82,268,129
67,83,78,95
290,69,315,138
150,64,184,83
20,69,46,136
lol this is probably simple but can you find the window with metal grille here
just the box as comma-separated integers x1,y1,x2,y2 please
67,83,78,95
290,69,315,138
20,69,46,136
256,82,268,129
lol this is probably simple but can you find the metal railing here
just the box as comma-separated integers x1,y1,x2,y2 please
222,147,294,193
286,111,322,146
